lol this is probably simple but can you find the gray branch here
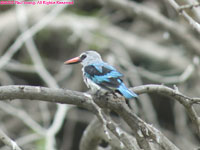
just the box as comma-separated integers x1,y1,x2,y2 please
0,85,199,149
132,84,200,136
0,129,22,150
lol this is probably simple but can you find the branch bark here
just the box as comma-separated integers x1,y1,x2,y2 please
100,0,200,56
0,85,199,149
0,129,22,150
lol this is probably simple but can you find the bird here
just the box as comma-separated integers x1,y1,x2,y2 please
64,51,138,99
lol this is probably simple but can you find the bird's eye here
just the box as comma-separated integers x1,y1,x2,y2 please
80,54,87,60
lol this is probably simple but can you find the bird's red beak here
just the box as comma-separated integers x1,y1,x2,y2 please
64,56,81,65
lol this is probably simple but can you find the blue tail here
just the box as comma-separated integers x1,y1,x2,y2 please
118,83,138,99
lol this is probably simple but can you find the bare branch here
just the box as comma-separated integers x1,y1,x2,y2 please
48,13,190,70
0,102,46,135
80,118,140,150
0,85,92,109
0,85,192,149
178,3,200,11
167,0,200,33
4,62,36,74
184,0,200,21
132,85,200,136
80,118,102,150
0,5,66,70
0,129,22,150
0,133,41,150
137,56,198,84
90,99,112,140
94,95,180,150
0,84,199,149
100,0,200,55
16,5,71,150
81,94,137,150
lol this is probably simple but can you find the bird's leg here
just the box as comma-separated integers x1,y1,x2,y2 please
105,91,111,96
112,92,118,97
109,91,120,99
125,99,132,109
105,90,118,97
95,90,121,99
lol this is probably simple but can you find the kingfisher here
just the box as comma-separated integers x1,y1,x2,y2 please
64,51,137,99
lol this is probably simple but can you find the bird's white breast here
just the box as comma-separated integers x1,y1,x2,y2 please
82,68,101,92
84,76,101,92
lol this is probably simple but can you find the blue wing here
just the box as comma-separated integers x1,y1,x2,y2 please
84,62,123,89
84,62,138,99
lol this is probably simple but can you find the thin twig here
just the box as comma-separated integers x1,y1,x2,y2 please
80,118,139,150
16,5,71,150
137,61,196,84
0,133,42,150
0,84,193,149
178,3,200,12
0,102,46,135
0,5,66,69
101,0,200,55
132,85,200,136
167,0,200,33
89,95,112,140
0,129,22,150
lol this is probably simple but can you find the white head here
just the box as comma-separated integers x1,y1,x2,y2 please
64,51,103,66
79,51,103,66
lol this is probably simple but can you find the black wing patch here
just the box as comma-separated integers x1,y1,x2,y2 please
84,65,123,90
99,78,122,89
84,65,112,76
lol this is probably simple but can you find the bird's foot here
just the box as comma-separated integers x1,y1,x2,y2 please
105,91,121,99
105,91,112,96
112,92,118,98
94,90,121,100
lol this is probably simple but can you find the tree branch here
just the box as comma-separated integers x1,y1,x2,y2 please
0,85,199,149
94,95,180,150
100,0,200,56
80,118,129,150
167,0,200,34
0,85,92,110
0,102,45,135
132,85,200,136
178,3,200,11
0,129,22,150
137,56,198,84
0,5,66,70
